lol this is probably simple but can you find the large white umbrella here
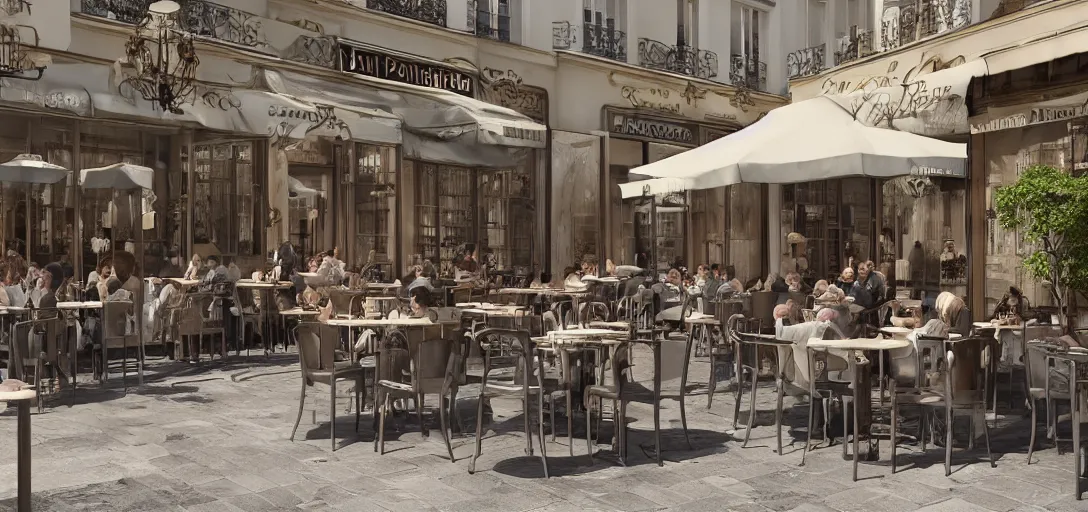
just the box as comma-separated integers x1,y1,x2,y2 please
0,154,69,184
80,162,154,190
618,96,968,198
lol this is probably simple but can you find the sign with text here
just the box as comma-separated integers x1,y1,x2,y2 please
970,91,1088,134
339,43,476,97
606,109,698,147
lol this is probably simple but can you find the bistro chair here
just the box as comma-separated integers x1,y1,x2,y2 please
1023,325,1072,464
585,340,634,465
468,328,549,477
890,335,997,476
93,301,141,389
291,323,366,451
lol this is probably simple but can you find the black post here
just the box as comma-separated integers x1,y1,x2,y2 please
18,399,31,511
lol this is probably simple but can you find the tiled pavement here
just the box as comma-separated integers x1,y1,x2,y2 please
0,345,1083,512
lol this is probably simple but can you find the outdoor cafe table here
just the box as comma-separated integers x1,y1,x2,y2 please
807,337,911,482
537,328,672,466
237,280,294,350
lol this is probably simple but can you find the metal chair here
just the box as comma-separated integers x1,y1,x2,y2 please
290,323,366,451
468,328,549,477
890,335,997,476
1023,325,1073,463
585,341,634,464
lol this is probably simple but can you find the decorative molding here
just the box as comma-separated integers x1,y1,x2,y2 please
283,35,338,68
479,67,547,123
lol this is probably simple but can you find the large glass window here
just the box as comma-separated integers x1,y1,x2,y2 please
354,143,397,273
781,178,873,283
192,141,260,256
881,176,967,302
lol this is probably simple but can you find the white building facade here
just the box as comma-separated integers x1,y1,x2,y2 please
1,0,789,278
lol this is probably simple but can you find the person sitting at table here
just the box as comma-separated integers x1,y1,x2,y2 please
409,287,435,319
652,268,685,322
405,263,435,295
201,255,228,285
183,253,204,281
849,260,887,310
835,267,856,295
104,276,132,302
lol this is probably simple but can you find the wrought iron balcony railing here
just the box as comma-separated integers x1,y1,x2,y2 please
881,0,972,50
552,21,575,50
834,27,874,66
785,44,824,79
582,23,627,62
81,0,268,49
1,0,31,16
637,38,719,80
366,0,447,28
729,54,767,92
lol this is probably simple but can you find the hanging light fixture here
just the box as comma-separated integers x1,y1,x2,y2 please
119,0,199,114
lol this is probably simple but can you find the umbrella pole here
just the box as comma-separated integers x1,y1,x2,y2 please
25,188,31,262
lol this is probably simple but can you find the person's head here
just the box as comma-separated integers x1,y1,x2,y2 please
840,267,855,283
44,263,63,291
105,276,122,296
206,255,219,268
412,264,424,278
710,264,720,277
112,251,137,282
666,268,682,285
696,264,707,277
857,260,874,281
191,253,202,266
410,287,433,313
308,258,320,272
0,263,10,286
98,259,113,281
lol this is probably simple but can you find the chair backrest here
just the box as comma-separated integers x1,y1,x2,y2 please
294,323,337,375
1024,324,1066,390
376,329,413,388
474,327,535,384
103,301,131,339
328,289,355,317
578,301,610,327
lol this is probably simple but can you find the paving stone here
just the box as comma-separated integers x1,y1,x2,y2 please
0,344,1082,512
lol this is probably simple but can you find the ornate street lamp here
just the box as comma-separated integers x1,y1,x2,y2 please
120,0,199,114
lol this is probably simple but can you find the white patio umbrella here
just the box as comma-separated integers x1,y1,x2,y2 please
0,154,69,184
80,162,154,389
618,96,968,198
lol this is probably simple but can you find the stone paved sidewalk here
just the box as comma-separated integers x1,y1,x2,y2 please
0,345,1082,511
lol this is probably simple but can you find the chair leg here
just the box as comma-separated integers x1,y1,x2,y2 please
1028,399,1038,464
774,376,784,455
585,394,594,462
619,399,629,465
439,396,455,462
355,377,363,433
330,379,337,452
379,393,390,455
983,407,996,468
945,405,953,477
707,352,717,410
801,394,815,466
680,330,693,449
548,394,556,443
890,393,898,474
468,391,485,474
742,366,758,447
733,368,745,430
566,390,574,457
290,381,307,441
417,393,427,437
537,390,549,478
523,393,532,457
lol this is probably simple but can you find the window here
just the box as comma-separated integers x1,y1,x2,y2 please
730,3,766,89
806,0,826,47
416,163,473,277
583,0,627,60
354,144,397,274
835,0,865,39
677,0,698,47
192,141,260,256
478,168,533,272
476,0,511,42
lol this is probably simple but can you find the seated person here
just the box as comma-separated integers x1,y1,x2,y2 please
30,266,59,309
835,267,856,295
104,276,133,302
652,268,686,322
409,287,435,319
850,260,887,310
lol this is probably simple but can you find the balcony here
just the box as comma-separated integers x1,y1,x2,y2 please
880,0,971,50
81,0,269,49
729,54,766,91
786,44,825,79
366,0,447,28
582,23,627,62
834,27,874,66
637,38,718,80
470,1,509,42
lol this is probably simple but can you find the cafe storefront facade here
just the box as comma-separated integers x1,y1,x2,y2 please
552,51,787,280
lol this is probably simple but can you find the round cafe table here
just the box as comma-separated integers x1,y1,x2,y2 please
807,337,910,481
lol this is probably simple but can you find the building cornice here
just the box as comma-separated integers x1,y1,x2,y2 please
788,0,1077,89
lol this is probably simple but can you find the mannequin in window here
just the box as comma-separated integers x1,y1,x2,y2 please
779,232,809,279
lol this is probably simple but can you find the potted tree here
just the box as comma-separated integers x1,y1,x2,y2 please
995,165,1088,335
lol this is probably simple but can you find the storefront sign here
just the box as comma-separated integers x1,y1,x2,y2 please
339,43,475,97
970,92,1088,134
502,126,546,144
607,110,698,146
911,165,965,178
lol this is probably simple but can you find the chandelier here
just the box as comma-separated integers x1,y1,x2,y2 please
120,0,198,114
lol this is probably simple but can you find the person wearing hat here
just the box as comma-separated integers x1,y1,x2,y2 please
780,232,809,278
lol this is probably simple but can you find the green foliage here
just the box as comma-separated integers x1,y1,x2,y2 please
994,165,1088,304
